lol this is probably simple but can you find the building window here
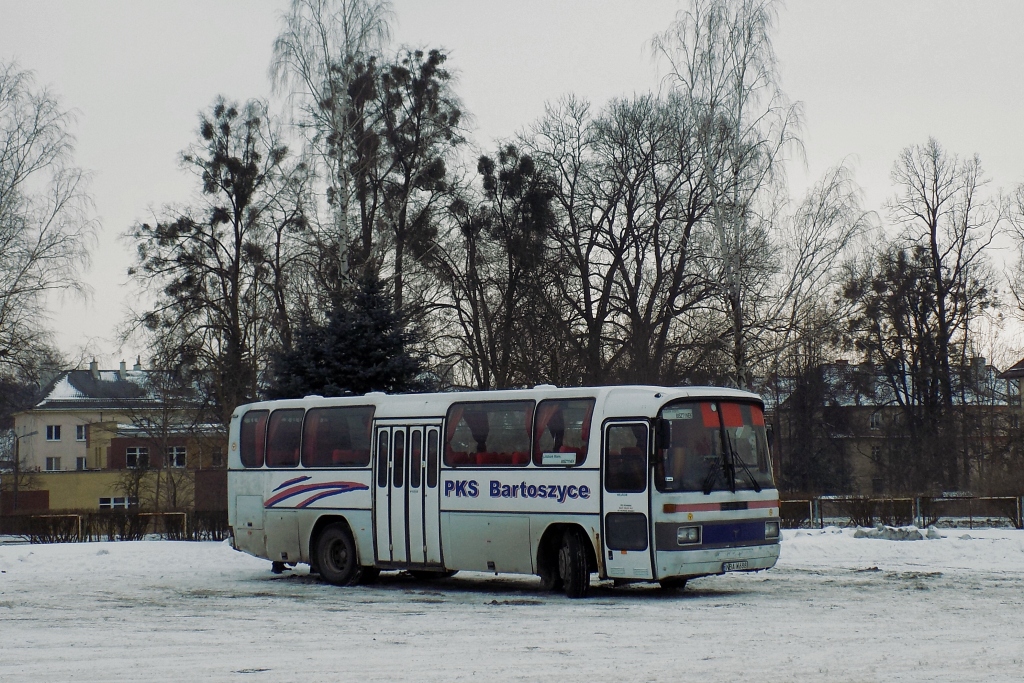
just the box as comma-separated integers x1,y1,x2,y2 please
869,412,881,430
870,445,882,461
76,457,87,471
99,497,130,510
211,449,224,468
45,457,61,471
168,446,186,468
872,478,885,494
126,447,149,469
46,425,61,441
76,425,87,441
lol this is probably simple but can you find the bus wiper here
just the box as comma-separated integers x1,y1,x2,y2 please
701,455,721,495
724,431,761,493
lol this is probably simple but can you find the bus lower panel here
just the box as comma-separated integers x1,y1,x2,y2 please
653,543,780,581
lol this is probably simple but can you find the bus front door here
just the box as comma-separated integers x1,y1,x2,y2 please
601,421,654,581
374,423,443,567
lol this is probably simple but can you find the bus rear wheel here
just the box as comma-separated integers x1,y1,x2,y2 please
315,524,362,586
558,529,590,599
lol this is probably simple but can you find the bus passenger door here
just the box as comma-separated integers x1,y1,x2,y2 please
601,421,654,580
374,423,443,567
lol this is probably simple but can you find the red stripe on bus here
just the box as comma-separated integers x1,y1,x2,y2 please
663,503,722,513
748,500,779,509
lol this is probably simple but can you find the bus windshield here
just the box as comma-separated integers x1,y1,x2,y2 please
655,401,774,493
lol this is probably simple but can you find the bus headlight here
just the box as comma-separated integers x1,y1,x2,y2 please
677,526,701,545
765,521,780,540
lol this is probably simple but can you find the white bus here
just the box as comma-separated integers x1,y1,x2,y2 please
227,385,781,598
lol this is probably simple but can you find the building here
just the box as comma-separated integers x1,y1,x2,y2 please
772,358,1020,497
2,360,225,514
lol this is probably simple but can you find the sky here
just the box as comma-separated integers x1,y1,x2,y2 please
3,0,1024,369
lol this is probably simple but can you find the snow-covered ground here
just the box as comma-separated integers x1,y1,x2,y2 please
2,529,1023,682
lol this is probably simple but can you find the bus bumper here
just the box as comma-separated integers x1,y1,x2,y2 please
654,542,780,580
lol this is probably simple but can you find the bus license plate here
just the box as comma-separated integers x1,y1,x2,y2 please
722,560,749,572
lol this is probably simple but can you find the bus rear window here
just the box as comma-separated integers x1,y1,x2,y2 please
445,401,534,467
533,398,595,466
265,409,304,468
240,410,268,468
301,406,374,467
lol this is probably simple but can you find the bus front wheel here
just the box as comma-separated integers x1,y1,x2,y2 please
315,524,362,586
558,529,590,599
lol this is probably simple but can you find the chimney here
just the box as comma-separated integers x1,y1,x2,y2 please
119,360,127,380
89,359,99,379
133,356,142,371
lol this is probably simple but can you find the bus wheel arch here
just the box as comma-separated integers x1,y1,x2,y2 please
310,516,363,585
537,523,596,597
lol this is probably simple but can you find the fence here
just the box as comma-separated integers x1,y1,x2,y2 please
780,496,1024,530
0,510,230,544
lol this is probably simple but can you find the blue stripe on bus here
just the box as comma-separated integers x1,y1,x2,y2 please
701,520,766,545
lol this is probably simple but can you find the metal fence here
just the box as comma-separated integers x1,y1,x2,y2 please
781,496,1024,530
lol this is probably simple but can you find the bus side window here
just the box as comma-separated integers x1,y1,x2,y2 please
605,424,648,493
265,409,303,468
240,410,269,468
426,430,439,488
444,401,534,467
376,431,389,488
410,430,422,489
301,406,375,467
393,430,405,488
533,398,595,467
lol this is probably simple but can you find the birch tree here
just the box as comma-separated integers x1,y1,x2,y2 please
654,0,800,388
271,0,393,290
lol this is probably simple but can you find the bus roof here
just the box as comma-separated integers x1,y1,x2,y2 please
231,385,763,421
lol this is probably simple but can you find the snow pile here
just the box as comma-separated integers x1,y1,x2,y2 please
853,524,943,541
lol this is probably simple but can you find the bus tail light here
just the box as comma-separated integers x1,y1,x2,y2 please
677,526,701,545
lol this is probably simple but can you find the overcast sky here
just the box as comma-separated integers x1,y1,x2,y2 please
3,0,1024,368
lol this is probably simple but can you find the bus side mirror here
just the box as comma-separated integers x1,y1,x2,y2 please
766,425,774,449
654,419,671,451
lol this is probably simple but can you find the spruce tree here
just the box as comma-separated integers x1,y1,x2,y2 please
267,275,425,398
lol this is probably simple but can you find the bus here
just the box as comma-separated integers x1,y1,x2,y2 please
227,385,781,598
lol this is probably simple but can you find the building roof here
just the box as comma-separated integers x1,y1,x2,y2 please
997,357,1024,380
30,369,156,411
773,358,1018,410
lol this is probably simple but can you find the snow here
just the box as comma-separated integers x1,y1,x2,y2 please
43,374,87,400
2,529,1023,681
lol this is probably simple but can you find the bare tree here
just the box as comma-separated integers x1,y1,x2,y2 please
0,62,94,376
654,0,801,388
844,139,999,492
524,93,720,385
756,164,870,378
